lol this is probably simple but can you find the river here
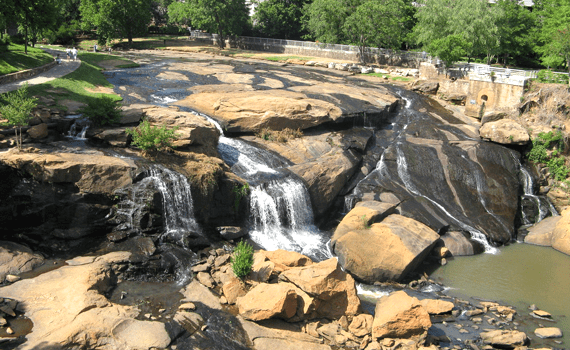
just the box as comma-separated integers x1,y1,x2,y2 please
431,243,570,347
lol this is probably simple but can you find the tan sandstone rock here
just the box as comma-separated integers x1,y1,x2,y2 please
420,299,455,315
27,123,48,139
479,119,530,145
524,215,560,247
372,291,431,339
279,258,361,319
237,282,299,321
0,150,137,195
348,314,374,337
552,207,570,255
481,330,528,347
534,327,563,338
333,214,440,282
332,202,397,241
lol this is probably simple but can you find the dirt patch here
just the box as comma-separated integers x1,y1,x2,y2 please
85,86,116,94
60,99,87,114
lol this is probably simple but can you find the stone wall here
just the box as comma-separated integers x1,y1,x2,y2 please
0,61,57,85
464,80,525,117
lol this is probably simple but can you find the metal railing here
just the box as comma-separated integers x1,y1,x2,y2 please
190,31,431,63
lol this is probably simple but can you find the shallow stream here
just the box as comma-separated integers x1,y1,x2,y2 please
431,243,570,347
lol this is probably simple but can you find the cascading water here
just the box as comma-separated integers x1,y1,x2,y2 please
519,165,558,225
192,112,332,260
66,116,90,140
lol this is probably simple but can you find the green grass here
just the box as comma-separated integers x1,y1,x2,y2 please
363,73,412,82
24,52,131,110
0,44,54,76
264,55,312,62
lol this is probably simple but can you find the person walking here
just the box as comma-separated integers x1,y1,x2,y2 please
71,47,78,61
66,47,71,61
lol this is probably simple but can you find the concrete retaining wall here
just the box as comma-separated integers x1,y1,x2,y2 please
0,61,57,85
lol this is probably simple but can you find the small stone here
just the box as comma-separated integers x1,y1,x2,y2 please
465,309,484,317
144,313,151,319
334,334,347,345
360,334,370,349
201,325,208,332
382,338,395,347
532,310,552,318
220,296,228,304
472,317,483,323
178,302,196,311
305,321,320,338
158,308,165,313
338,315,349,331
365,341,381,350
528,304,537,311
5,275,20,283
459,329,469,334
0,317,6,326
534,327,563,338
6,327,13,335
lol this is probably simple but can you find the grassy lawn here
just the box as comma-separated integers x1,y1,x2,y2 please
26,52,134,110
263,55,312,62
363,72,412,82
0,44,54,76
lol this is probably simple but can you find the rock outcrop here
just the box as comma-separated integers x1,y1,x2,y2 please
372,291,431,339
0,241,44,283
551,207,570,255
479,119,530,145
332,209,440,282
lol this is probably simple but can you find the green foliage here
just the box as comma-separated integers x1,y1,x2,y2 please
428,34,471,68
168,0,249,48
303,0,409,57
528,131,569,181
359,215,372,229
44,22,80,45
80,0,152,44
494,0,535,66
252,0,309,40
535,0,570,74
78,95,122,126
535,69,570,84
0,83,37,149
232,183,250,212
0,43,54,76
231,241,254,279
126,120,179,152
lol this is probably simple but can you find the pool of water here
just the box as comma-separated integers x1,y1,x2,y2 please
431,243,570,347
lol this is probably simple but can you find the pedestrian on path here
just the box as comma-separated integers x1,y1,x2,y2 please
71,47,78,61
94,44,97,52
66,47,71,61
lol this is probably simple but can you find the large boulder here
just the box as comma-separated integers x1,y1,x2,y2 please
0,241,44,282
0,252,172,349
524,215,561,247
333,214,440,283
372,291,431,339
237,282,300,321
0,150,137,195
439,231,484,256
479,119,530,145
279,258,361,319
412,81,439,95
332,202,397,241
552,207,570,255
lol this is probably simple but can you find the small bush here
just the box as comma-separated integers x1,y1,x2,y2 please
528,131,569,181
78,96,122,126
126,120,179,152
232,183,250,212
256,127,303,142
231,241,254,279
0,83,37,149
535,70,569,85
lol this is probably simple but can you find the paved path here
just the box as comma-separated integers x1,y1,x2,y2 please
0,49,81,94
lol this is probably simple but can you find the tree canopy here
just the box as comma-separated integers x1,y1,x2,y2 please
168,0,249,48
80,0,152,44
535,0,570,73
252,0,309,40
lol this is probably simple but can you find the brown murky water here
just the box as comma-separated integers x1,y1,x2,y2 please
431,243,570,347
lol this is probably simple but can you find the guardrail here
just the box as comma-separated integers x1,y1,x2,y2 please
190,31,431,65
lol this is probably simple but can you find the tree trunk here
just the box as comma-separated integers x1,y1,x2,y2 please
24,26,28,54
503,53,508,68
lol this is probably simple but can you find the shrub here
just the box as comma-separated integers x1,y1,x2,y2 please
256,127,303,142
232,183,250,212
535,70,569,85
0,83,37,149
126,120,179,152
231,241,254,279
78,96,122,126
528,131,569,181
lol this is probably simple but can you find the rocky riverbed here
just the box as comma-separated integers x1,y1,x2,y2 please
0,49,569,349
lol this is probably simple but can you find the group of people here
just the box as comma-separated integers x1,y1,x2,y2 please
65,47,78,61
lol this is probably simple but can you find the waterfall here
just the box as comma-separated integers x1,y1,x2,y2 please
148,166,201,242
208,117,330,260
519,165,558,224
393,143,499,254
66,116,90,140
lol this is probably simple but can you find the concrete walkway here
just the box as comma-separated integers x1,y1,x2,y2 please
0,49,81,94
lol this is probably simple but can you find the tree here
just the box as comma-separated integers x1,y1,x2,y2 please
252,0,309,40
412,0,497,63
494,0,535,67
428,34,472,69
168,0,249,48
7,0,59,53
342,0,408,61
535,0,570,77
0,83,37,150
80,0,152,45
303,0,357,44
